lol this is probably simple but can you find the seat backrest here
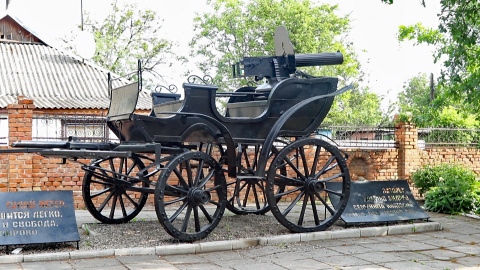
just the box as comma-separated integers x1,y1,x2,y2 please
107,82,140,121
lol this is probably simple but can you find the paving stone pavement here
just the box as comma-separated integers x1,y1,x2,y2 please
1,211,480,269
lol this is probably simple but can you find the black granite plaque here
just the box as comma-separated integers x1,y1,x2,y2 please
0,191,80,246
327,180,429,224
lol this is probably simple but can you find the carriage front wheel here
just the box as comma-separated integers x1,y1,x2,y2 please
266,138,350,232
154,151,227,242
82,155,149,224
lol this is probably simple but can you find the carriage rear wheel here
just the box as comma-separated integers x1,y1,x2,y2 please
226,143,286,215
155,151,227,242
266,138,350,232
82,155,149,224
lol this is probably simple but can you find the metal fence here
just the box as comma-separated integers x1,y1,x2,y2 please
418,127,480,148
3,112,479,148
32,112,118,142
318,125,480,149
317,125,396,149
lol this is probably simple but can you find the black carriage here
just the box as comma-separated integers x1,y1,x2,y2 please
3,27,352,241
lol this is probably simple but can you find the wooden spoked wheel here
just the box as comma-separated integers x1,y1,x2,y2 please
226,143,286,215
82,155,149,224
154,151,227,242
266,138,350,232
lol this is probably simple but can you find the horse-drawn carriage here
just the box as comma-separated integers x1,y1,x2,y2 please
3,27,351,241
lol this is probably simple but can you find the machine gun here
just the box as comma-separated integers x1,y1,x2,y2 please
232,26,344,82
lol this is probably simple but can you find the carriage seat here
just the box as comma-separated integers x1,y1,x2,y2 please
151,92,183,117
224,81,274,118
225,100,267,118
153,100,184,117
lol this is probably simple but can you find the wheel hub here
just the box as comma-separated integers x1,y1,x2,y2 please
188,188,211,205
305,178,324,194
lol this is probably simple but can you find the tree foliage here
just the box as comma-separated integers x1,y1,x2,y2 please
191,0,385,125
190,0,359,90
82,2,174,86
398,0,480,112
325,88,387,126
397,73,479,128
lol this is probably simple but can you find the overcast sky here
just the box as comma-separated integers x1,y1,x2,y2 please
2,0,442,104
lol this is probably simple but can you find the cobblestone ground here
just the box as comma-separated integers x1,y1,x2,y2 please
1,212,480,269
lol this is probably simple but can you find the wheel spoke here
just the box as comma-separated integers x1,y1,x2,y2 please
165,184,188,196
197,169,215,188
109,193,118,219
117,158,125,179
185,161,193,187
310,146,321,177
282,190,305,217
252,184,261,209
299,147,309,177
324,188,345,198
97,190,115,213
252,145,259,170
242,147,251,170
315,156,337,178
194,159,205,186
119,194,127,218
122,191,140,208
199,205,213,223
242,184,252,207
298,193,308,226
194,206,201,232
274,186,303,199
126,161,137,176
310,193,320,225
173,168,190,189
318,172,345,183
281,155,307,181
274,173,304,186
181,205,193,232
314,192,336,215
90,178,111,186
168,201,188,223
90,187,113,198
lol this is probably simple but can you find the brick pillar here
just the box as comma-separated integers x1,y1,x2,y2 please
395,120,419,181
6,96,35,191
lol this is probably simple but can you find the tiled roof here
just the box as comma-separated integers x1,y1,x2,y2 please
0,42,152,110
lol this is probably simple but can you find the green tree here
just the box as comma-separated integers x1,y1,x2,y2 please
397,73,479,128
82,2,174,87
191,0,385,125
397,73,437,126
190,0,359,91
325,88,386,126
398,1,480,112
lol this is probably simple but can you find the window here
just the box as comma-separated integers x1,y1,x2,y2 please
0,115,8,146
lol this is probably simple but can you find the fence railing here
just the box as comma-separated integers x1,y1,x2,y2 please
418,127,480,148
317,125,396,149
3,112,479,149
32,112,118,143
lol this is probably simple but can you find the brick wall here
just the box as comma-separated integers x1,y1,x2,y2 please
2,97,480,206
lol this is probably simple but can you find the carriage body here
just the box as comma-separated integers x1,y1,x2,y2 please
107,76,337,145
3,27,352,242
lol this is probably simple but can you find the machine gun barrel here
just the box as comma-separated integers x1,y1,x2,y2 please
295,52,343,67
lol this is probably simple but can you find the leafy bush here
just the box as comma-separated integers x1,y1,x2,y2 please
424,182,480,215
412,163,480,215
411,163,474,196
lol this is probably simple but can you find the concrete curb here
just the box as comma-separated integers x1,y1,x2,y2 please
0,221,442,263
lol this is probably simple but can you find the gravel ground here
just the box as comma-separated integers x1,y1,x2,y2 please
0,212,354,255
1,206,434,256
